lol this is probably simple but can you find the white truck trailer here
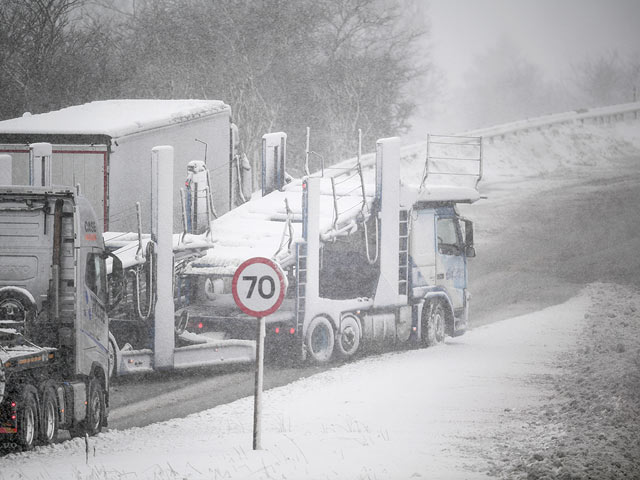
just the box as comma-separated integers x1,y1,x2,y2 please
0,100,250,233
175,133,482,363
0,146,124,449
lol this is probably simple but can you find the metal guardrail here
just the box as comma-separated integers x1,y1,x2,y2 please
321,101,640,179
465,101,640,142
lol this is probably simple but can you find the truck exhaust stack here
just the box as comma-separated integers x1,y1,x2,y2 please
0,154,10,184
28,142,52,187
261,132,287,196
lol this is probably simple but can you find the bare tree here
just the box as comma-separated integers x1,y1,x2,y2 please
1,0,433,175
571,52,640,107
305,0,431,161
453,38,563,129
0,0,126,119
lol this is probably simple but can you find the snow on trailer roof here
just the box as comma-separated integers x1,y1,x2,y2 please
324,135,482,203
104,231,215,273
185,175,377,276
0,99,230,139
187,136,482,276
101,134,482,277
403,184,481,204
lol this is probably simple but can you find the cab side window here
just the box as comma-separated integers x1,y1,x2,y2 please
86,253,107,304
437,217,461,256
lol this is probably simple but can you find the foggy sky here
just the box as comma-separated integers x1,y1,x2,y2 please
406,0,640,139
428,0,640,86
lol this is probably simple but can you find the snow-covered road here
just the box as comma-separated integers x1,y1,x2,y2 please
4,281,640,479
0,290,592,479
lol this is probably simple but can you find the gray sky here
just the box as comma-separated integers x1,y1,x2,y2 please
406,0,640,137
428,0,640,87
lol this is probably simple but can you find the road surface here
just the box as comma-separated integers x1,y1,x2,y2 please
108,155,640,430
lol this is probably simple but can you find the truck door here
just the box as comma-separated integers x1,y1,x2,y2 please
435,209,466,311
410,209,437,288
76,249,109,377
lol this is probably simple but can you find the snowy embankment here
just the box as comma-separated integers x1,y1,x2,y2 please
488,284,640,479
2,121,640,479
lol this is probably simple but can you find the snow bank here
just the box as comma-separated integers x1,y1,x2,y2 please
484,283,640,479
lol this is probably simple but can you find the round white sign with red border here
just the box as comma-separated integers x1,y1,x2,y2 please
232,257,286,317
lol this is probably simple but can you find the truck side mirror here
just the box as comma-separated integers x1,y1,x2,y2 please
465,245,476,258
463,219,474,248
106,253,124,312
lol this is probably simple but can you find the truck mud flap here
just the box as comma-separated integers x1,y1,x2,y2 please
451,316,467,337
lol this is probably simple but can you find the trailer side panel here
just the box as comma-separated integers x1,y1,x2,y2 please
108,111,231,232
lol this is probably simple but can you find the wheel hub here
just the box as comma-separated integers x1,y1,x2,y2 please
311,326,329,353
44,402,55,439
0,299,25,322
90,392,101,431
341,327,356,350
24,407,35,445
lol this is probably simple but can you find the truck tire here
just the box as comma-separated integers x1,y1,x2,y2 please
70,377,105,437
38,387,58,445
17,385,39,451
305,316,335,364
85,377,105,435
108,336,118,379
422,301,446,347
336,314,361,359
0,288,37,334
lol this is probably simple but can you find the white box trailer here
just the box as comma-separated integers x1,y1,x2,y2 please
0,100,236,232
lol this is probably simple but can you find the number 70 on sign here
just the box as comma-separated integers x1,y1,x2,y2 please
232,257,287,317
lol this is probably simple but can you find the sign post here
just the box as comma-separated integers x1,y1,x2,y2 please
232,257,286,450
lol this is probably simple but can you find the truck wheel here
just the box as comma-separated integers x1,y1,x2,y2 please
423,301,446,347
71,377,105,437
336,315,361,359
305,316,335,364
108,336,118,379
0,289,37,334
85,377,105,436
17,385,39,451
38,387,58,445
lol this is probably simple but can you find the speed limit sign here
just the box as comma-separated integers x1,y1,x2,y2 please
232,257,286,318
232,257,286,451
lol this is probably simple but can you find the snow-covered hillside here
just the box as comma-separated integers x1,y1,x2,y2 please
400,122,640,183
1,120,639,479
